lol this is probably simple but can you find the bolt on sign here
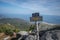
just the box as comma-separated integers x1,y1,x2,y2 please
30,13,43,21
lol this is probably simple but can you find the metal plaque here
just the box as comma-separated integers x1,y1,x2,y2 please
30,16,43,21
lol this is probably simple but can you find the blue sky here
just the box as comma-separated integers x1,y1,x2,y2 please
0,0,60,15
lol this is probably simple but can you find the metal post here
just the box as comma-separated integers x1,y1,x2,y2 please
36,21,39,40
30,13,42,40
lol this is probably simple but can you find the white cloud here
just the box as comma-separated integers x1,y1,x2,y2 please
0,0,60,15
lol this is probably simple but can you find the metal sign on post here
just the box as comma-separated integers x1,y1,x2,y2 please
30,12,43,40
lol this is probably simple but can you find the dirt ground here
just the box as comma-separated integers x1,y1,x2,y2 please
0,33,7,40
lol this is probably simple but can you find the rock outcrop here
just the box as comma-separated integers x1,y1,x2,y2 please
40,30,60,40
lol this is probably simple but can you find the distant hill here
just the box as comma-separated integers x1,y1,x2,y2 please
0,18,30,30
0,14,6,19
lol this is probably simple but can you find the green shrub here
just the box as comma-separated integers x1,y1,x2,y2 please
0,24,20,35
29,25,35,31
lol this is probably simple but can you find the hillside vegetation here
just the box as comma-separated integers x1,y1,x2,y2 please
0,18,30,31
0,23,20,35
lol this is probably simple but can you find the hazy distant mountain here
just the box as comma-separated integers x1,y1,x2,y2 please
0,14,5,19
0,13,60,24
